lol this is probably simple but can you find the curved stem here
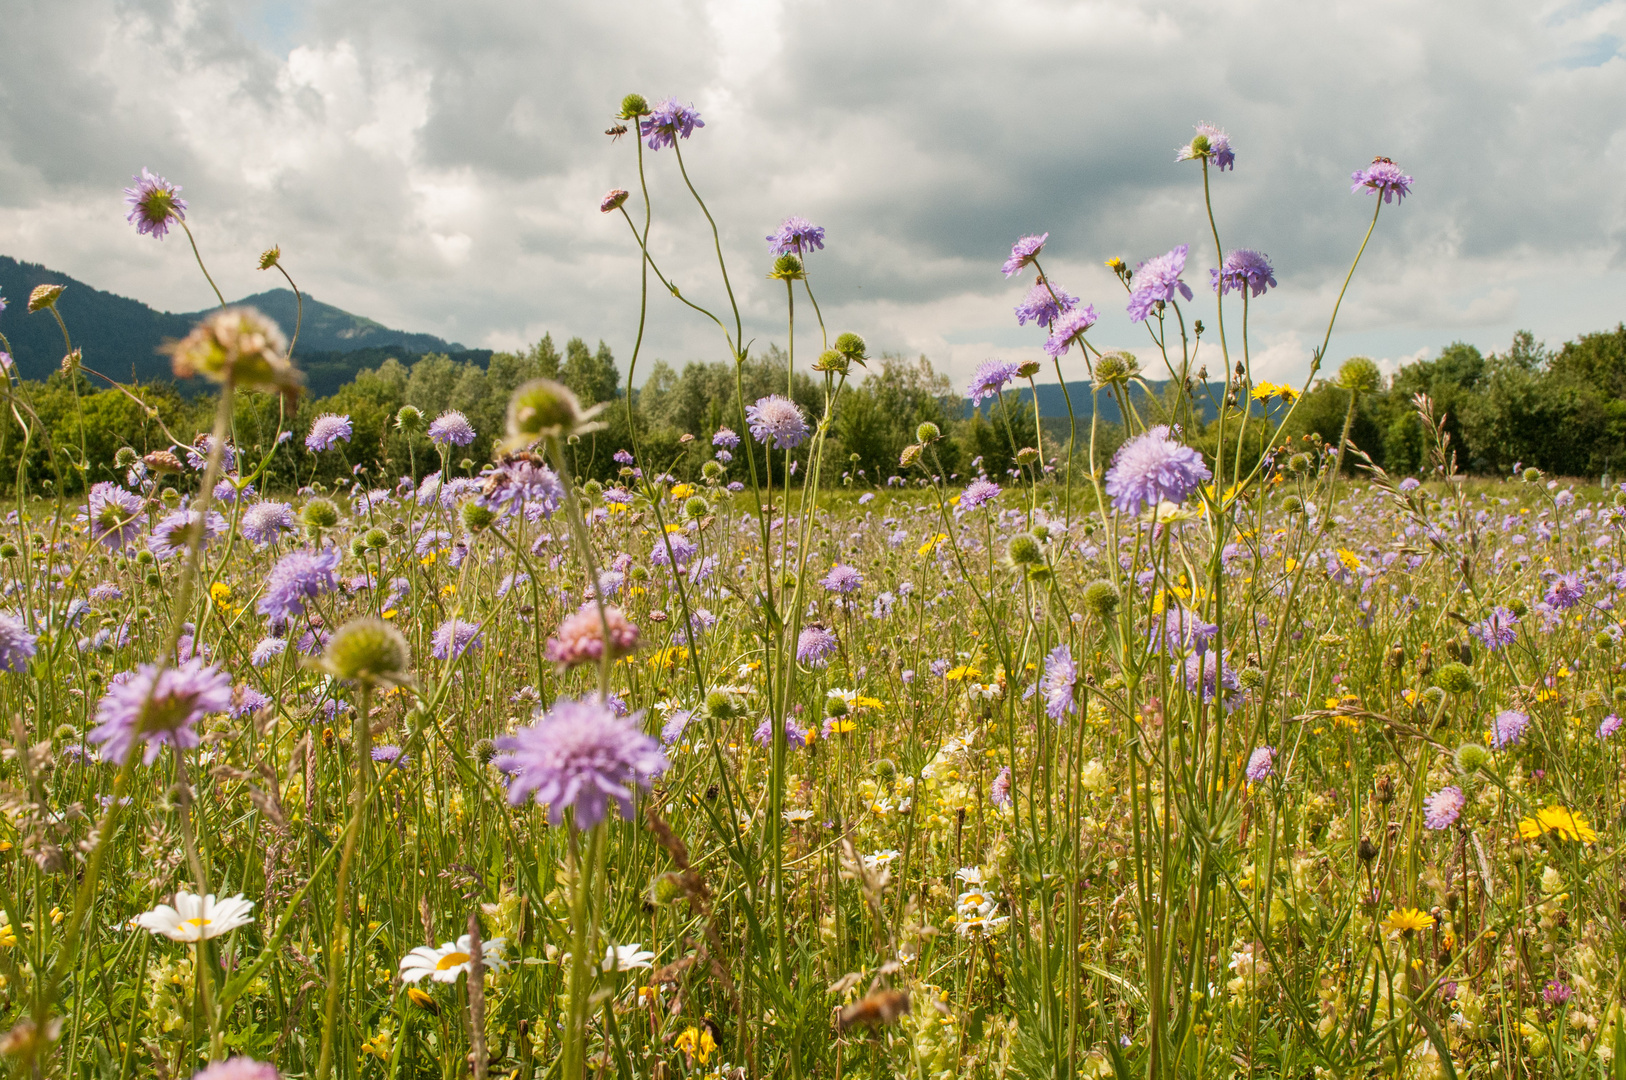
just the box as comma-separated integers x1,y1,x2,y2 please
181,222,228,309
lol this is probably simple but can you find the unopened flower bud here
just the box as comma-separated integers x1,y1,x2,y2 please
600,189,629,214
395,405,425,433
1082,579,1120,619
144,450,184,475
1015,447,1040,467
28,284,64,313
301,497,340,531
768,254,804,281
1015,360,1042,379
899,444,923,468
705,690,739,719
1007,534,1042,565
1433,661,1476,696
812,349,849,374
834,332,867,361
318,616,413,688
503,378,604,451
619,93,650,118
461,501,497,532
1455,743,1490,774
915,422,941,443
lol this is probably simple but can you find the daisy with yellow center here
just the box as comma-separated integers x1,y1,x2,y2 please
134,891,255,942
399,933,508,984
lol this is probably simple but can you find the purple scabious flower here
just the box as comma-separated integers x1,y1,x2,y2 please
1150,606,1218,655
1351,159,1413,203
1104,425,1211,516
660,709,692,745
612,449,634,466
124,168,187,239
371,744,405,765
1126,245,1195,323
258,547,341,623
475,455,565,519
821,564,863,594
752,715,809,749
1177,652,1241,709
640,98,704,150
1492,709,1529,749
797,625,838,668
84,482,145,548
493,696,668,829
1598,713,1621,740
0,612,38,673
650,532,697,571
990,766,1012,808
745,395,809,450
767,216,825,256
1043,305,1099,358
428,410,476,447
306,414,353,452
191,1057,280,1080
1245,746,1275,782
232,686,271,718
713,427,740,449
1468,606,1520,651
432,618,483,661
1040,644,1076,720
250,636,287,667
1544,573,1586,610
1175,123,1234,170
1423,786,1465,830
958,478,1002,514
1210,250,1277,298
184,435,236,473
241,501,295,546
967,359,1022,405
1014,279,1077,328
148,510,228,561
1543,980,1573,1006
1001,233,1048,277
88,657,232,765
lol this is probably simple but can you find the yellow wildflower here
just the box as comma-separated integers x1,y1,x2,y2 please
675,1026,716,1063
1382,907,1434,935
1518,806,1597,844
917,533,948,557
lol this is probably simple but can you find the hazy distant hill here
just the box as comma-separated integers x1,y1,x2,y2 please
967,378,1226,422
0,256,463,384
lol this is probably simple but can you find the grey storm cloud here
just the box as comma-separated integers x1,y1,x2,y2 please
1,0,1623,387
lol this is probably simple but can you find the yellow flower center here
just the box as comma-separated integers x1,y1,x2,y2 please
436,951,471,970
184,917,212,927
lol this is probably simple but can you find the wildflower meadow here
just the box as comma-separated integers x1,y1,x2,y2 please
1,101,1624,1080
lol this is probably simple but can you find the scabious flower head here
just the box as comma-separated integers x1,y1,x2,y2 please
148,510,228,561
1150,606,1217,655
1040,644,1076,720
1014,278,1077,328
990,766,1012,808
1544,573,1586,610
967,359,1022,406
958,478,1002,514
1176,123,1234,170
0,612,38,674
88,657,232,765
753,715,809,749
600,189,629,213
428,410,476,447
650,531,696,570
1042,305,1099,358
306,413,353,452
1598,713,1621,740
545,605,640,667
493,697,668,829
475,453,564,519
1245,746,1275,782
432,618,483,661
1469,606,1519,650
1423,786,1465,829
767,216,825,256
745,395,809,450
1126,245,1195,323
84,482,144,548
821,564,863,594
640,98,704,150
242,501,295,545
191,1057,279,1080
1001,233,1048,277
258,547,341,623
1177,652,1241,709
1492,709,1529,749
1351,158,1413,203
1210,250,1277,298
1104,425,1211,516
797,625,838,668
713,427,739,449
124,168,187,239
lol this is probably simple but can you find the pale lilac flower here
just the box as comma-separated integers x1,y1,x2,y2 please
1126,245,1195,323
958,478,1002,513
0,612,38,673
1014,279,1077,328
767,216,825,256
1040,644,1076,720
967,359,1022,405
250,637,287,667
1210,250,1276,298
713,427,739,449
258,547,341,623
797,625,838,668
1178,652,1241,709
1002,233,1048,277
475,455,564,519
1245,746,1275,782
1598,713,1621,740
84,482,144,548
1104,425,1211,515
306,414,352,452
1351,159,1413,203
753,715,808,749
641,99,704,150
241,501,295,545
428,410,476,447
660,709,692,745
88,658,232,765
432,618,483,661
1423,786,1465,829
990,766,1012,808
820,565,863,594
1176,123,1234,170
148,510,228,561
493,697,668,829
1545,573,1586,610
123,168,187,239
1043,305,1099,358
1493,709,1529,749
746,395,809,449
1468,606,1519,651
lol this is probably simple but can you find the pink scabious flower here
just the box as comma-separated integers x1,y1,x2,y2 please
124,168,187,239
545,604,640,668
1104,425,1211,516
1042,305,1099,358
1598,713,1622,740
1423,786,1465,830
1175,123,1234,170
600,189,629,213
88,657,233,765
990,766,1012,808
191,1058,280,1080
1245,746,1275,782
1001,232,1048,277
493,697,668,830
1126,245,1195,323
1351,158,1413,203
640,98,704,150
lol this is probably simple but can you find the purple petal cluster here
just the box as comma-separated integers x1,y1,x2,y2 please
797,625,839,668
1104,425,1211,516
767,217,825,256
493,697,668,830
88,657,232,765
1492,709,1529,749
821,564,863,594
640,99,704,150
1544,573,1586,611
1041,644,1076,720
306,414,353,452
432,618,483,661
1175,123,1234,170
1014,279,1077,328
1245,746,1275,782
148,510,228,561
1043,305,1099,358
745,395,809,450
1351,159,1413,203
958,478,1002,514
242,501,296,546
1001,233,1047,277
85,482,145,548
967,359,1022,406
123,168,187,239
713,427,740,449
428,410,477,447
1423,786,1465,830
1210,250,1277,298
475,455,564,519
1126,245,1195,323
258,547,341,623
1468,606,1519,651
0,612,38,674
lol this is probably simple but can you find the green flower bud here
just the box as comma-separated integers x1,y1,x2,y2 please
1595,631,1615,651
812,349,849,374
1238,666,1267,690
582,479,603,498
1082,579,1121,619
302,498,340,530
899,444,924,468
619,93,650,118
0,544,16,560
651,872,684,905
135,549,154,566
1434,661,1477,696
1288,453,1312,473
824,694,848,718
834,332,867,361
1281,495,1304,514
1455,742,1490,774
317,616,413,688
1015,447,1040,467
1007,534,1043,565
461,501,497,532
503,378,604,451
1336,356,1382,393
705,690,739,719
364,528,389,550
349,537,368,559
1015,360,1042,379
702,460,725,481
473,738,497,765
145,572,162,588
161,488,181,509
114,447,139,469
1508,599,1529,617
683,496,710,520
768,254,804,281
396,405,425,433
1093,351,1138,385
916,421,941,443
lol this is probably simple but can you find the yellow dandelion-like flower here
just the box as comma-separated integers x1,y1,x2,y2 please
917,533,948,558
675,1026,716,1063
670,483,696,500
944,665,980,683
1337,549,1361,572
1250,381,1280,402
1519,805,1598,844
1382,907,1434,935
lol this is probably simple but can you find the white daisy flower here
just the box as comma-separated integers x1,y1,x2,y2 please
134,892,255,942
601,943,655,972
399,934,508,984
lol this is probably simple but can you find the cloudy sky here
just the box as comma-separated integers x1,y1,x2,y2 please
2,0,1624,389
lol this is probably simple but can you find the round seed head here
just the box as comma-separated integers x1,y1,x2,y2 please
318,617,413,688
1082,579,1121,619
